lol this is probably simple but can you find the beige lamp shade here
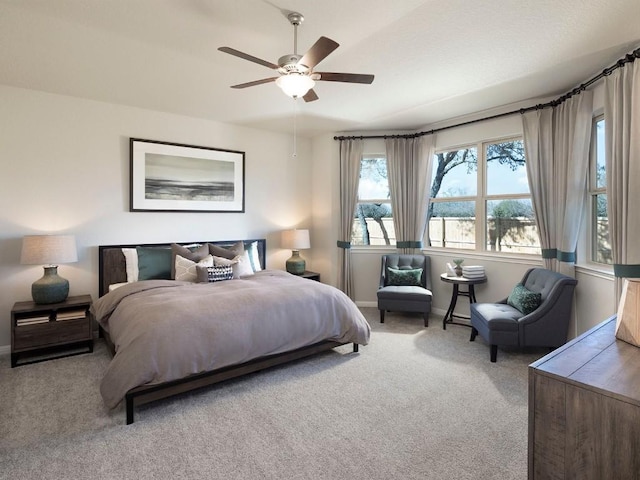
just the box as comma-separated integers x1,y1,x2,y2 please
616,279,640,347
281,229,310,250
21,235,78,265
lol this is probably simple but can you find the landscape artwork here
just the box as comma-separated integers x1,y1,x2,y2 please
130,138,245,212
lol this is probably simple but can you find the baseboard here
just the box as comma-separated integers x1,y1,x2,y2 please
356,302,447,317
0,344,10,355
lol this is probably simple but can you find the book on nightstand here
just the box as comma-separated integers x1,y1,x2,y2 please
56,309,87,321
16,316,50,326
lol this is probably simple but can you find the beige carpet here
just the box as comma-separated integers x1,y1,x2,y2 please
0,308,547,479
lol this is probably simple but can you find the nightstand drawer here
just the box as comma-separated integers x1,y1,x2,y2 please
11,294,94,367
13,318,90,350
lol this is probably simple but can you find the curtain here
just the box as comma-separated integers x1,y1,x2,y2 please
337,139,363,299
604,60,640,303
522,91,593,276
385,136,435,254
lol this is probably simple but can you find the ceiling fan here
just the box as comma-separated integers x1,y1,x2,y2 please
218,12,374,102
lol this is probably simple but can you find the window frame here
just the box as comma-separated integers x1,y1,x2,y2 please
588,115,612,266
428,135,539,255
352,155,395,247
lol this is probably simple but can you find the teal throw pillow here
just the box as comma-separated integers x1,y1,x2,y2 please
387,267,423,287
507,284,542,315
136,246,172,280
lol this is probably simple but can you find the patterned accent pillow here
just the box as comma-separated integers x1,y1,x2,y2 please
507,284,542,315
171,243,209,279
196,265,234,283
175,254,214,283
387,267,423,287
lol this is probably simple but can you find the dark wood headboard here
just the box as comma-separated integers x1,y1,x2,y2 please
98,239,266,297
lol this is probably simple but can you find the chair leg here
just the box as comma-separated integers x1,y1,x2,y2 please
470,327,478,342
380,310,385,323
423,312,429,328
490,345,497,363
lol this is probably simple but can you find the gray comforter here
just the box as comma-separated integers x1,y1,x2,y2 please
91,270,371,408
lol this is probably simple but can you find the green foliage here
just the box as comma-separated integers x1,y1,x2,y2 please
358,203,392,219
490,199,533,219
431,201,475,218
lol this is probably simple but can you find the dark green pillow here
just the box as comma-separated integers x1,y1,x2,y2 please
507,284,542,315
387,267,423,287
136,246,172,280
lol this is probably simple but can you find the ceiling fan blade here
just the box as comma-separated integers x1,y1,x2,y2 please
297,36,339,69
316,72,375,84
303,89,319,103
218,47,279,70
313,72,374,84
230,77,279,89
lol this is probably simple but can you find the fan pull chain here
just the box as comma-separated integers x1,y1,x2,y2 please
292,98,298,158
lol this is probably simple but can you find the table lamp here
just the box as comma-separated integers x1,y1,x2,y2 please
20,235,78,304
281,229,310,275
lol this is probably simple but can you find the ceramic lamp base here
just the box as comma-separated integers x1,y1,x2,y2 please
32,266,69,304
286,250,306,275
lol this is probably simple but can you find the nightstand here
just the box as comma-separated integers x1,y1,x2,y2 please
11,294,93,367
300,271,321,281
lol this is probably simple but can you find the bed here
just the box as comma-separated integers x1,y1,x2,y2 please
94,239,370,424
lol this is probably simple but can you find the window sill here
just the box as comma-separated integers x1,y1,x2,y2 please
575,263,614,280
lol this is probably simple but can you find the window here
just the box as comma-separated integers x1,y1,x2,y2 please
428,138,540,254
589,117,611,264
351,157,396,246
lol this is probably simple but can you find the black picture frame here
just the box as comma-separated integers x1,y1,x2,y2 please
130,138,245,213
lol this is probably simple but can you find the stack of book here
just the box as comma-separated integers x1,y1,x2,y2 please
16,315,50,326
56,309,87,321
462,265,486,279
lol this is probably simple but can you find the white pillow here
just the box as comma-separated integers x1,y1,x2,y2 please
108,282,128,292
122,248,138,282
213,251,254,278
175,254,214,283
246,241,262,272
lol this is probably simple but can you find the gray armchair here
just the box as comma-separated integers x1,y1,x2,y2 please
377,254,432,327
470,268,577,362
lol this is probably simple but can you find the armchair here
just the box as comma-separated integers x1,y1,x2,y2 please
377,254,432,327
470,268,577,362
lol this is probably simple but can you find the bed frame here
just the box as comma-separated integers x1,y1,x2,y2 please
98,239,358,424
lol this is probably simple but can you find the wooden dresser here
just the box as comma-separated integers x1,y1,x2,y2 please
528,316,640,479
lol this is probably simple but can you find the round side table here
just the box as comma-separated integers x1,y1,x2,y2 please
440,273,487,330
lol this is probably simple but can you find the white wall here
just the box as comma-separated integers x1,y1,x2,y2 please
0,85,312,349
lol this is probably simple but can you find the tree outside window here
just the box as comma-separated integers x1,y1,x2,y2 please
352,157,395,246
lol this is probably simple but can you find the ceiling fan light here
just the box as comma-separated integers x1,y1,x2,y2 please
276,74,315,98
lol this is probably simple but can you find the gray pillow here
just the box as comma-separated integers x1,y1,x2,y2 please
171,243,210,279
208,241,244,260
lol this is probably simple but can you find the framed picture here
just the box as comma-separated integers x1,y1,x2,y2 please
130,138,245,213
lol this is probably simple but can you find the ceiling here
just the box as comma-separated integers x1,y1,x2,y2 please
1,0,639,137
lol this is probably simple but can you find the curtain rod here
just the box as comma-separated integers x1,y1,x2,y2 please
334,46,640,141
